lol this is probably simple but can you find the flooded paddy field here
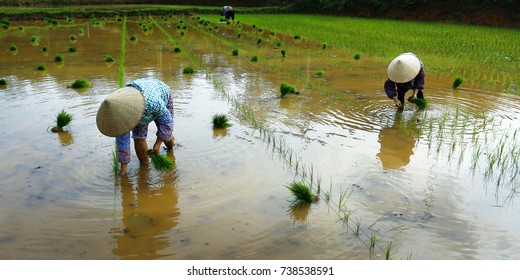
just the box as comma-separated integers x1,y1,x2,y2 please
1,14,520,260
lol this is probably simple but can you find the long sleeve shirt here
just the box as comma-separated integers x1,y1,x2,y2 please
115,78,173,164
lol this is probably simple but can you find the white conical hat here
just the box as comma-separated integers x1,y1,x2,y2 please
387,53,421,83
96,87,144,137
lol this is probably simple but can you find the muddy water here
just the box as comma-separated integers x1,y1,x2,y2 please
1,16,520,260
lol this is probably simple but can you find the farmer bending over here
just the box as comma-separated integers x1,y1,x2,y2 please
220,5,235,22
96,77,174,176
384,52,425,109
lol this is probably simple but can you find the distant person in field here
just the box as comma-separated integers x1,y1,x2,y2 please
219,5,235,22
384,52,425,109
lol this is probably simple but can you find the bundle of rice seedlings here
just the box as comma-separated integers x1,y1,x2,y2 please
36,64,47,71
104,55,115,62
0,79,7,86
250,55,259,62
147,150,174,171
414,98,428,109
232,49,238,56
281,49,286,57
280,82,297,98
129,35,137,41
354,53,361,60
54,54,63,62
286,181,317,205
212,113,231,129
453,77,464,89
51,109,73,132
174,47,181,53
9,44,17,51
69,79,89,89
183,66,194,74
314,70,324,77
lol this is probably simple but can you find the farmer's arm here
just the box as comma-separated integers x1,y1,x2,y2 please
116,133,131,176
153,111,174,153
411,67,425,99
384,79,402,108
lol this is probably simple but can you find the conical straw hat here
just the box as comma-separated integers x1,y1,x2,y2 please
387,53,421,83
96,87,145,137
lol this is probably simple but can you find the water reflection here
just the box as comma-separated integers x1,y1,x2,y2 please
112,154,180,260
57,131,74,146
288,202,312,224
377,111,420,170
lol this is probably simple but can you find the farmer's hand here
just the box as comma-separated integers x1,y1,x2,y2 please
393,96,403,109
152,138,163,154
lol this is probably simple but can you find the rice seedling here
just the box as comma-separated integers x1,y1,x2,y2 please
256,38,262,44
370,234,377,250
69,79,89,89
130,35,137,41
0,79,7,86
69,34,77,41
78,28,84,35
183,66,195,74
280,82,297,97
293,34,301,39
105,55,115,62
42,46,48,52
276,41,282,48
413,98,428,109
174,47,181,52
314,70,324,77
386,242,392,260
250,55,258,62
112,149,119,176
68,47,77,52
9,44,17,52
354,53,361,60
51,109,73,132
18,25,24,31
212,113,232,129
322,42,327,49
355,221,361,237
147,149,174,171
281,49,286,58
453,76,464,89
31,35,39,43
54,54,63,62
36,64,47,71
232,49,239,56
286,181,317,205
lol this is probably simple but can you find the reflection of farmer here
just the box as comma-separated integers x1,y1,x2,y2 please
219,5,235,22
377,111,417,169
96,78,174,176
384,52,425,109
113,166,180,259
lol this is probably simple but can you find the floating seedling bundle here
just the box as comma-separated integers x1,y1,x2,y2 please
286,181,318,205
212,113,231,129
147,149,174,171
51,109,73,132
280,82,297,97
